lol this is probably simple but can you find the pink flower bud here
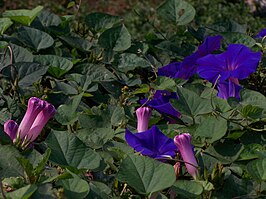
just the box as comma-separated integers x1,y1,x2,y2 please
136,107,152,132
18,97,45,139
174,133,198,179
27,101,56,142
4,120,18,141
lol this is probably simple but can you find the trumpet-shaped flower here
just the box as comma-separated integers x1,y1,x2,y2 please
158,35,222,79
174,133,198,179
4,97,56,148
125,125,177,159
197,44,261,99
217,79,242,100
140,90,180,120
136,107,152,132
197,44,262,83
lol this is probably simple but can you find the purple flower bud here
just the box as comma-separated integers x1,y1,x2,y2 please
174,133,198,179
136,107,152,132
18,97,45,139
4,120,18,141
27,101,56,142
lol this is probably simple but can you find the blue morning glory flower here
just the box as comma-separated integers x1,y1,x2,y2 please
197,44,261,99
217,80,242,100
255,28,266,38
197,44,262,83
125,125,177,159
140,90,180,120
158,35,223,79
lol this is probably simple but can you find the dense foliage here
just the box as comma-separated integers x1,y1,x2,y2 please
0,0,266,198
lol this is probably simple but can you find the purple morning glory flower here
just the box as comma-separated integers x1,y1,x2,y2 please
217,79,242,100
140,90,180,120
136,107,152,132
158,35,223,79
255,28,266,38
174,133,198,179
125,125,177,159
197,44,262,83
3,97,56,149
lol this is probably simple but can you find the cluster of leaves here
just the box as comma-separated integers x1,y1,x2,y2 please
0,0,265,198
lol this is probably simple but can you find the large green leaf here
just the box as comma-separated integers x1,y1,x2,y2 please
59,36,92,52
77,128,115,149
246,158,266,181
6,184,38,199
34,55,73,78
1,43,33,67
157,0,196,25
117,53,149,72
171,180,203,198
85,12,121,33
117,154,176,194
57,176,90,199
240,89,266,111
98,25,131,51
204,141,244,164
2,6,43,26
16,27,54,51
171,87,212,119
46,130,102,170
55,93,83,125
0,145,24,178
222,32,256,47
86,181,111,199
194,115,227,143
16,62,48,87
0,18,13,35
37,9,61,27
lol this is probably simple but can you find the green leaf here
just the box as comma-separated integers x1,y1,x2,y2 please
87,181,111,199
194,115,227,143
152,76,177,92
0,145,24,178
16,26,54,51
46,130,102,170
239,144,265,161
57,177,90,199
222,32,256,47
34,148,51,176
37,9,61,27
205,141,244,164
34,55,73,78
59,36,92,52
117,53,149,72
55,93,83,125
73,63,116,82
3,6,43,26
117,154,176,194
6,184,38,199
241,89,266,111
77,128,115,149
171,87,212,119
171,180,203,198
16,62,48,87
0,18,13,35
111,106,125,126
85,12,121,33
1,43,33,67
98,25,131,51
16,157,34,180
246,158,266,181
240,104,263,119
67,1,76,8
157,0,196,25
